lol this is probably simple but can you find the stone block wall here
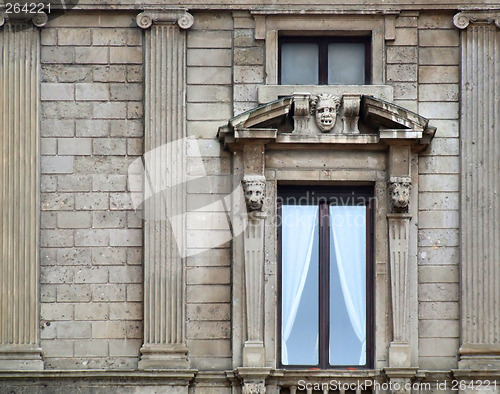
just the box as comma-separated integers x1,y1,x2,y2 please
416,14,460,370
185,12,234,370
39,12,144,370
32,8,462,373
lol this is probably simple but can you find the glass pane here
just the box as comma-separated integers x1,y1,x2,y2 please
328,43,366,85
281,43,319,85
281,205,319,365
329,205,367,365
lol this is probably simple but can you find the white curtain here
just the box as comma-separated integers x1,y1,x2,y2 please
330,206,366,365
281,205,318,365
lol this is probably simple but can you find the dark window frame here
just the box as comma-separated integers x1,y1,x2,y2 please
278,36,372,85
277,185,375,370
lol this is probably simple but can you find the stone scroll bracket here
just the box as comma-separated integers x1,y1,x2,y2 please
386,145,416,369
136,9,194,371
453,11,500,370
0,19,45,370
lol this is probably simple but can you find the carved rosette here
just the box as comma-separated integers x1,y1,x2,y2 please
242,381,266,394
242,175,266,212
310,93,341,133
388,177,412,213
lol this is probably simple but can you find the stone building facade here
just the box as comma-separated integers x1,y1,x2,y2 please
0,1,499,393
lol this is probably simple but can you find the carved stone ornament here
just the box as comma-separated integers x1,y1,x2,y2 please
310,94,341,133
0,11,48,27
136,11,194,30
242,381,266,394
388,177,412,212
242,175,266,212
453,12,500,29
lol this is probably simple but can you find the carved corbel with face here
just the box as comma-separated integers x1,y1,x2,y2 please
242,175,266,212
388,177,412,213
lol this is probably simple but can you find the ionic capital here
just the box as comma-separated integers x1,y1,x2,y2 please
136,10,194,30
0,11,48,27
453,11,500,29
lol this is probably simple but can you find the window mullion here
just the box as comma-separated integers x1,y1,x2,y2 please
318,202,330,368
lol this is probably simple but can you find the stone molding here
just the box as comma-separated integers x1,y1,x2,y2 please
136,10,194,29
137,11,192,370
456,12,500,369
453,11,500,29
0,22,43,371
0,12,48,27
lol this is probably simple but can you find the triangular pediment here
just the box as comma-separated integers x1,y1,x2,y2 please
219,93,435,151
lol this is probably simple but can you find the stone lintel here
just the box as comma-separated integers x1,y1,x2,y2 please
136,9,194,29
453,11,500,29
0,12,48,27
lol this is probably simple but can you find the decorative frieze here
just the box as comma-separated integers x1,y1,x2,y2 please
137,10,193,370
454,11,500,369
0,20,44,370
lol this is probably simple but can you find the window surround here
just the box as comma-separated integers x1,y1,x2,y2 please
218,93,435,390
250,12,388,85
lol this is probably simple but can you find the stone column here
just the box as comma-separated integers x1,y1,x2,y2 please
136,10,194,370
0,14,47,371
453,12,500,369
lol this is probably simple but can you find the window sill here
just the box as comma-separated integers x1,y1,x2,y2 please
258,85,393,105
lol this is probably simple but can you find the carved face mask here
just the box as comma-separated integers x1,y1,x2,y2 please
315,98,338,132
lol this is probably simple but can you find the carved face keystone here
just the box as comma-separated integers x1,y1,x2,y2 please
310,94,341,133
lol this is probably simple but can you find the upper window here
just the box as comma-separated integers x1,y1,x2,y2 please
279,36,371,85
278,186,373,368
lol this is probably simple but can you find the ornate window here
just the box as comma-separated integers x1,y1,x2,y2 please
278,186,374,368
279,36,371,85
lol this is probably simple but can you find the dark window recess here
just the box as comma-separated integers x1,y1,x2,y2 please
278,186,374,369
279,36,371,85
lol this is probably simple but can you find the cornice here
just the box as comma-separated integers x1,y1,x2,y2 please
136,9,194,29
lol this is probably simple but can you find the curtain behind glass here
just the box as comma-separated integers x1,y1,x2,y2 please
329,205,366,365
281,205,319,365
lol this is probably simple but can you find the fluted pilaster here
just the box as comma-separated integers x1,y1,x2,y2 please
137,10,193,370
0,21,43,370
454,12,500,368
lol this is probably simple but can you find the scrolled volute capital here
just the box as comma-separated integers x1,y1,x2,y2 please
32,12,48,27
136,10,194,30
453,12,500,29
388,176,412,213
242,175,266,212
0,11,48,27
